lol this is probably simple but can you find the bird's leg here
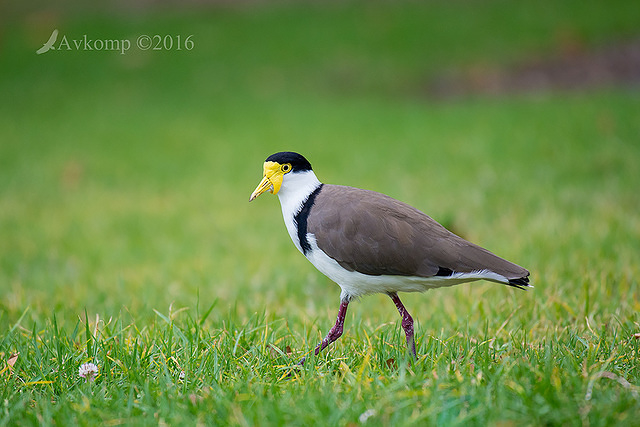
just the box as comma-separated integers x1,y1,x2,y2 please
298,298,349,366
314,299,349,355
388,292,417,359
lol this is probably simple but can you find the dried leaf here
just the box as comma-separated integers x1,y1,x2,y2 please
267,344,278,357
0,353,18,376
7,352,19,368
385,358,397,370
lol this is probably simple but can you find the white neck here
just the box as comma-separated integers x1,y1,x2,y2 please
277,170,322,254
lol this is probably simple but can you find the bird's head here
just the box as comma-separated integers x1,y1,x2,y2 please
249,152,313,201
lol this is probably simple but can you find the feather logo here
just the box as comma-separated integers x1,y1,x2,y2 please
36,29,58,54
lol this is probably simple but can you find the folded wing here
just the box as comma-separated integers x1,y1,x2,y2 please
307,185,529,285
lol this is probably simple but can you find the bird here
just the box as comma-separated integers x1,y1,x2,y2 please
249,151,531,364
36,29,58,55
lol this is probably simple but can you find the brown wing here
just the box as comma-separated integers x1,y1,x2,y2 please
307,185,529,280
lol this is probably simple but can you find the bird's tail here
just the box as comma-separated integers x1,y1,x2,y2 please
507,275,532,290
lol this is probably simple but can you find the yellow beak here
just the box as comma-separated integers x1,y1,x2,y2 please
249,175,273,201
249,161,284,202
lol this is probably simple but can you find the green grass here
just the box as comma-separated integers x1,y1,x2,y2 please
1,0,640,425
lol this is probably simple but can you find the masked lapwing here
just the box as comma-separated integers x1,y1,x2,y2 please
250,151,531,363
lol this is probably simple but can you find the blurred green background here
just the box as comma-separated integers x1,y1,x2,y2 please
2,1,640,424
1,0,639,337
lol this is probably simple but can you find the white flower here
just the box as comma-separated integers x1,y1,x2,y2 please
359,409,376,423
78,362,99,382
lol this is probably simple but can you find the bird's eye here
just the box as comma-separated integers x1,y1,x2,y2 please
282,164,291,173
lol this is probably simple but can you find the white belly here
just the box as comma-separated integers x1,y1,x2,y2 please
304,234,505,300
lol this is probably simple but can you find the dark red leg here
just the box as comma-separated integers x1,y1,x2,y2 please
388,292,417,358
299,298,349,365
